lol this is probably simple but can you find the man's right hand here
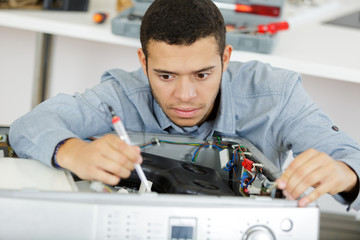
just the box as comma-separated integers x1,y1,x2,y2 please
55,134,142,185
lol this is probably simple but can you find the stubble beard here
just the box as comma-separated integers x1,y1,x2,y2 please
148,77,221,127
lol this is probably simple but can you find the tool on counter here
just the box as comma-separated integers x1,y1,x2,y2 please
227,21,289,34
214,1,281,17
127,11,144,21
108,106,151,192
93,12,108,24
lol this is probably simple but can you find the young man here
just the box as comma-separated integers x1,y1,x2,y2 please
9,0,360,210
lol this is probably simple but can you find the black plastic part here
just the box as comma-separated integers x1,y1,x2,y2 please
117,152,235,196
43,0,89,11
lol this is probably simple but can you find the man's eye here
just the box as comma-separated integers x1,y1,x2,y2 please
196,73,209,79
160,75,172,80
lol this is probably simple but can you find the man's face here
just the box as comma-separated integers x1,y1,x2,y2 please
138,36,232,127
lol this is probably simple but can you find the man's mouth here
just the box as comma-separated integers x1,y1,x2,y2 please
172,108,200,118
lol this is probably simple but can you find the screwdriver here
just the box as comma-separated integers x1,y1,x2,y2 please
108,106,151,192
230,21,289,34
214,1,280,17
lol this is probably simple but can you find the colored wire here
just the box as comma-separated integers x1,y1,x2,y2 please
139,142,153,148
103,185,113,193
245,168,258,190
241,172,249,190
159,140,201,146
232,166,244,183
138,138,229,163
192,143,226,162
139,139,203,149
224,150,238,171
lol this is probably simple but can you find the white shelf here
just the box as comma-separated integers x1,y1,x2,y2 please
0,2,139,47
0,0,359,83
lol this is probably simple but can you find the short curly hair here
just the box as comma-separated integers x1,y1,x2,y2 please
140,0,226,58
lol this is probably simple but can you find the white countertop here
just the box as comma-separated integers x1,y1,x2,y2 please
0,157,77,192
0,0,359,83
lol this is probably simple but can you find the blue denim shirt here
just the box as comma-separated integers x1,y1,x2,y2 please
9,61,360,210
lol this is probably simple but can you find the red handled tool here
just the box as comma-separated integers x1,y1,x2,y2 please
214,2,280,17
230,21,289,34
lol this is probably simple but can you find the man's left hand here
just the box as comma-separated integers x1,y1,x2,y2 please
276,148,358,207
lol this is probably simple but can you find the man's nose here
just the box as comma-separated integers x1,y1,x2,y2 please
174,77,197,102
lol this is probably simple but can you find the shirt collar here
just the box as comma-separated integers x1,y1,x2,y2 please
213,71,236,135
153,99,172,130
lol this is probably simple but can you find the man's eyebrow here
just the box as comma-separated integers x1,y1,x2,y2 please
153,66,216,75
153,69,177,75
194,66,216,73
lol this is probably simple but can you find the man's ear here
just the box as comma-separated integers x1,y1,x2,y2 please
222,44,233,72
137,48,147,76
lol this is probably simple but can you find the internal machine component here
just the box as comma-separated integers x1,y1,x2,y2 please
85,132,283,199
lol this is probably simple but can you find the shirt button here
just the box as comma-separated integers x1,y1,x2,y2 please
332,126,339,132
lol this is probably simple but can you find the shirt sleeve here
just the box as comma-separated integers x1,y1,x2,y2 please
9,80,121,167
271,72,360,211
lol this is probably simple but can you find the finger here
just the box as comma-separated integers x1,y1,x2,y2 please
98,135,140,169
99,145,136,172
277,149,319,189
297,182,329,207
96,157,133,179
133,146,143,164
93,168,121,186
105,135,142,164
287,166,327,200
78,165,121,186
285,152,327,196
86,137,133,171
